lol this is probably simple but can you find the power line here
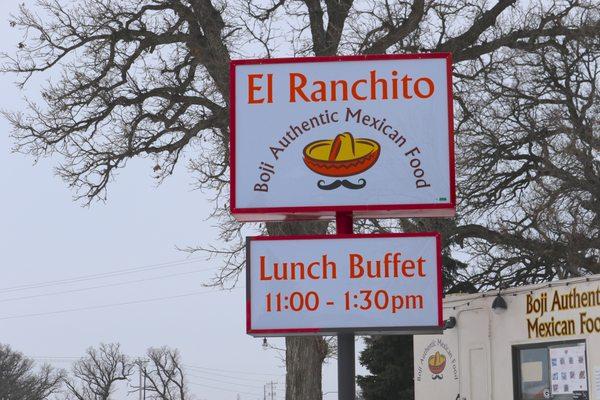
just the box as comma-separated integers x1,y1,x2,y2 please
186,368,282,383
32,358,281,383
187,369,270,383
30,359,281,384
187,381,261,397
32,358,279,397
0,258,207,293
31,358,76,364
0,288,242,321
32,356,79,360
185,364,282,377
0,268,212,303
186,373,265,389
29,361,264,397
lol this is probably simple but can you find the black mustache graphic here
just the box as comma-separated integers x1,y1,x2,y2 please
432,374,443,380
317,178,367,190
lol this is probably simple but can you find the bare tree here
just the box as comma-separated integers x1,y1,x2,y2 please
137,347,188,400
0,344,63,400
64,343,134,400
452,34,600,288
3,0,599,398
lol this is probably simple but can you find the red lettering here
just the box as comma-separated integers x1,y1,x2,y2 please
414,77,435,98
248,74,265,104
349,253,364,278
289,73,310,102
351,79,367,100
260,256,272,280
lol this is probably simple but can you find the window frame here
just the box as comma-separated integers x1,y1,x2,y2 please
512,339,588,400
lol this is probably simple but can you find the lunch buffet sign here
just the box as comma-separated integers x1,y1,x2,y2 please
230,53,455,221
245,233,443,336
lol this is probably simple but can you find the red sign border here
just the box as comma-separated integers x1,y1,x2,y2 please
246,232,444,336
230,53,455,222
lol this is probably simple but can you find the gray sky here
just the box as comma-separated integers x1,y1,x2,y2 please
0,1,365,399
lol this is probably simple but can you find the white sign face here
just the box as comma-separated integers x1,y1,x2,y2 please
231,54,455,221
246,233,442,336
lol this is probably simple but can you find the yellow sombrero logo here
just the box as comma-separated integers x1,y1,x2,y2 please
428,351,446,379
303,132,380,190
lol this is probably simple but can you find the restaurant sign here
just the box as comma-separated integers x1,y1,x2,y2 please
246,233,442,336
230,53,455,221
526,285,600,339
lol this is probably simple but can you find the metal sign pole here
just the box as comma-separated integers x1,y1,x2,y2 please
336,212,355,400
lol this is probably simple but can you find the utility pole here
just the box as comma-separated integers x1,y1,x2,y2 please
264,381,275,400
138,362,147,400
139,364,143,400
143,366,147,400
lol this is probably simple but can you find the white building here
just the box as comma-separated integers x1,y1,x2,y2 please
414,275,600,400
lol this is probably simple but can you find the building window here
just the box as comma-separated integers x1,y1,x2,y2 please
512,340,588,400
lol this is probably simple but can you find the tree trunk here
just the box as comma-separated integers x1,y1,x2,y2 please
266,221,329,400
285,336,328,400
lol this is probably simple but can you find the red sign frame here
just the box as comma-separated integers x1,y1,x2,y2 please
246,232,444,336
230,53,455,222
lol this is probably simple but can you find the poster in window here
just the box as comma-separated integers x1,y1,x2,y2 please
550,345,588,395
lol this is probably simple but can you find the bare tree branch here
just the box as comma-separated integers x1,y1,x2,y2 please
64,343,133,400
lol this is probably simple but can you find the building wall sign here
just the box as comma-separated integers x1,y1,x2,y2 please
416,338,459,382
415,337,459,399
230,53,455,221
245,233,442,335
526,286,600,338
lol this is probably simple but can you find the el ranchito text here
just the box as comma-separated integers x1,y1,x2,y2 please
245,70,436,104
